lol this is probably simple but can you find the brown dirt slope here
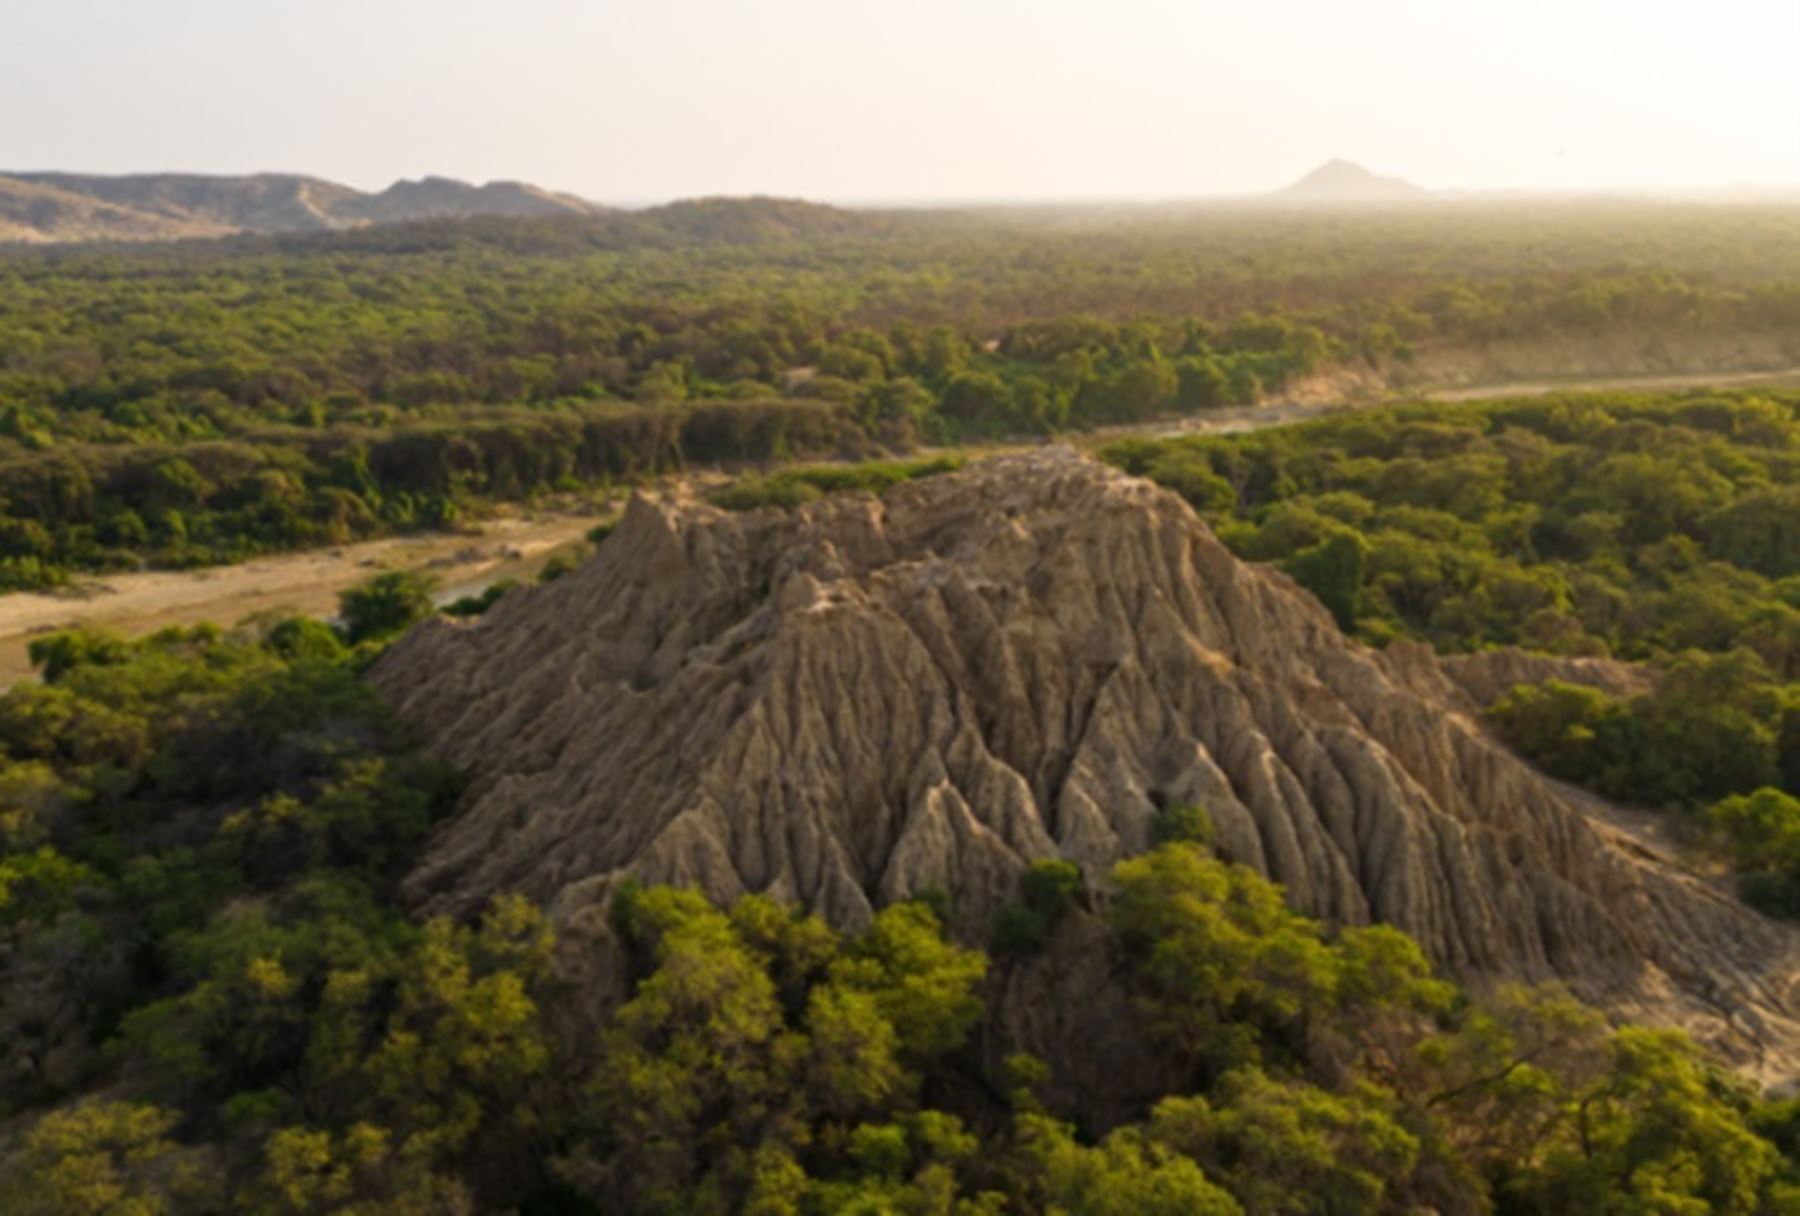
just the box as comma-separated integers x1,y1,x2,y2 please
373,450,1800,1079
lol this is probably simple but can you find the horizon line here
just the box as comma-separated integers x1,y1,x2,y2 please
7,165,1800,211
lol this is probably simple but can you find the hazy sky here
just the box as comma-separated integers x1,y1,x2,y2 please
5,0,1797,201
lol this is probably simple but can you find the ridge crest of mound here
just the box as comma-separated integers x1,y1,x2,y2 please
371,448,1800,1078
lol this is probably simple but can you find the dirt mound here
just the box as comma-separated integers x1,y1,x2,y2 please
372,448,1800,1079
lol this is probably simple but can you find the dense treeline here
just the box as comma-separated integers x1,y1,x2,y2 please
1105,389,1800,911
0,399,863,589
5,200,1799,587
8,204,1797,450
2,620,1796,1213
0,301,1334,587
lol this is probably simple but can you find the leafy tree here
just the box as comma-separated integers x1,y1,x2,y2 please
1500,1028,1784,1214
1149,802,1215,847
1486,679,1630,789
337,570,437,645
1009,1112,1242,1215
1707,787,1800,916
1110,843,1338,1070
1285,532,1369,630
939,370,1017,433
2,1101,213,1215
1175,355,1229,411
828,902,986,1063
443,579,517,618
28,628,131,685
1702,487,1800,580
991,859,1087,958
1146,1070,1421,1216
261,616,348,663
564,887,985,1212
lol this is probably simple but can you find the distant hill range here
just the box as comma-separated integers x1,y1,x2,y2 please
1270,159,1432,202
21,159,1774,245
0,171,608,243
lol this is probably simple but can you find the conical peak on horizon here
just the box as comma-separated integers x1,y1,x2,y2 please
1272,159,1432,201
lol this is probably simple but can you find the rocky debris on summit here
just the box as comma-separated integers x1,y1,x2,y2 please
371,448,1800,1080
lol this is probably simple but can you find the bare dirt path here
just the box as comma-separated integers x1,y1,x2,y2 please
6,363,1796,687
0,509,602,686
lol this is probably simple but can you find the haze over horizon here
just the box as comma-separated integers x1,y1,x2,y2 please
5,0,1799,204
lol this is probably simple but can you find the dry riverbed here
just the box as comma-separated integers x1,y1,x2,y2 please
1423,364,1800,402
0,509,603,686
6,364,1798,687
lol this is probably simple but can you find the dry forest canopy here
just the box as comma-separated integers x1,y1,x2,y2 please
2,199,1800,1213
2,200,1799,589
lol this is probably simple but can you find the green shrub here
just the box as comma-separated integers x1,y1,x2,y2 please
443,578,518,617
991,859,1087,958
1151,804,1215,847
337,570,438,644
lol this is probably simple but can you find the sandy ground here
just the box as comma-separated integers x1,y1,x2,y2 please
0,509,602,686
1139,399,1341,440
5,363,1797,688
1131,364,1800,439
1424,365,1800,402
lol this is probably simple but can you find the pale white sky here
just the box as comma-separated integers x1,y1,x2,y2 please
4,0,1797,201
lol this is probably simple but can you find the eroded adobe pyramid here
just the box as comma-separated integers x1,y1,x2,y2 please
371,448,1800,1079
